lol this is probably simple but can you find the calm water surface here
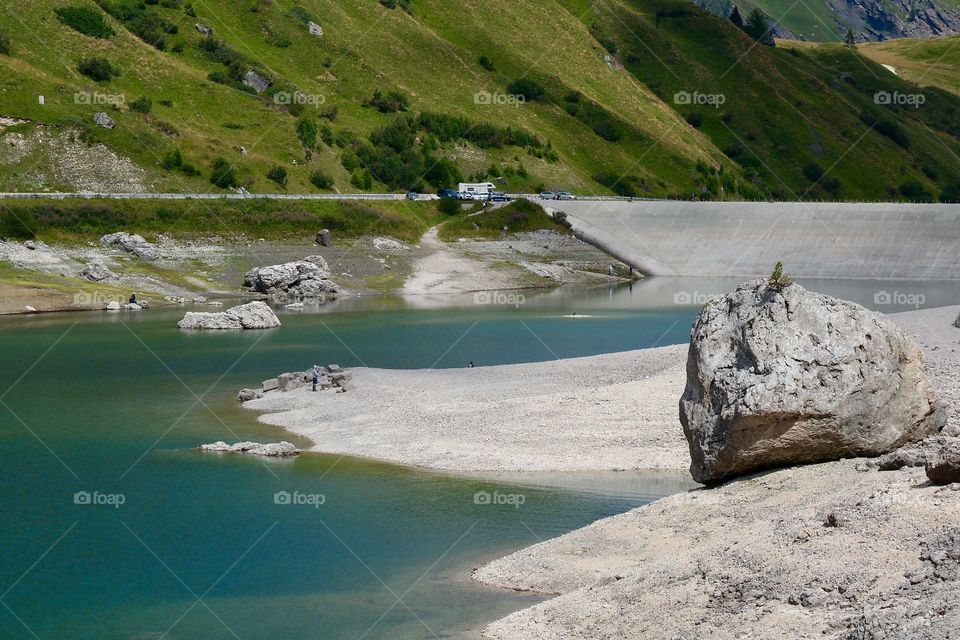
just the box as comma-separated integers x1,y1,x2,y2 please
1,278,954,639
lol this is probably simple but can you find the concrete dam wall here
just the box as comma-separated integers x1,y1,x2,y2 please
548,200,960,280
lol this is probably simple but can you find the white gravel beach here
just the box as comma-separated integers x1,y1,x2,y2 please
245,343,690,472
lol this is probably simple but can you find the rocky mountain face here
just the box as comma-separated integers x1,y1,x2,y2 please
831,0,960,40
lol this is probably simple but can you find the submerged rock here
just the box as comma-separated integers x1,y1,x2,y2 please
680,279,946,484
199,441,300,457
243,256,339,301
100,232,159,261
177,301,281,330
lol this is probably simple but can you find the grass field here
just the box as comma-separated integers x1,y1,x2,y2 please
860,36,960,96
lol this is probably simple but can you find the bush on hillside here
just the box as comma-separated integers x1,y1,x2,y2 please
438,197,462,215
55,6,115,38
507,78,545,101
367,89,409,113
859,111,910,149
129,96,152,113
210,157,238,189
78,57,119,82
94,0,175,50
802,163,824,182
899,180,933,202
310,170,333,190
267,165,288,188
297,116,318,150
478,55,494,71
0,32,10,55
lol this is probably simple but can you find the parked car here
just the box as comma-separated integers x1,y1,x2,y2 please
457,191,474,200
538,191,555,200
437,189,459,199
554,191,575,200
406,191,419,201
489,192,510,202
468,192,489,201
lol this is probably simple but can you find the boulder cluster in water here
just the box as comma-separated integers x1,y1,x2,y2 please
680,279,947,485
199,441,300,457
238,364,353,401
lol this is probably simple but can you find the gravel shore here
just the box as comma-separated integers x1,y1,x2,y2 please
473,305,960,640
246,343,690,472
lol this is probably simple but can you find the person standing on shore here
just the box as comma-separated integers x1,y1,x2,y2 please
311,365,320,391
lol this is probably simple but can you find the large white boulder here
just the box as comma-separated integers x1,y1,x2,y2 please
680,279,946,484
243,256,338,301
177,301,280,330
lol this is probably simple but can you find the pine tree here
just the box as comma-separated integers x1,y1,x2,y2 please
730,5,744,29
745,9,773,46
845,28,856,47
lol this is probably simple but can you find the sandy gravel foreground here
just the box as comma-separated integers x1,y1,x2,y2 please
245,343,690,472
474,305,960,640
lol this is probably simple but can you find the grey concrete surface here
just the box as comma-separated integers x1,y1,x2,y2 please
548,200,960,280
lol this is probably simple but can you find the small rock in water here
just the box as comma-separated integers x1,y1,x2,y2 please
24,305,38,313
237,388,263,402
199,441,300,457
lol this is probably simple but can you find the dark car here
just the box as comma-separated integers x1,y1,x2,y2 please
489,192,511,202
437,189,459,199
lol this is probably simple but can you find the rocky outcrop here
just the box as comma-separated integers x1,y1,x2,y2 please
243,256,339,301
926,437,960,485
242,70,271,94
100,232,159,261
199,441,300,457
177,301,280,330
93,112,115,129
954,312,960,328
829,0,960,40
81,260,115,282
680,280,945,484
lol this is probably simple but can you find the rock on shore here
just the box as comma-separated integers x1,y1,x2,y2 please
100,232,159,261
243,256,339,301
680,280,945,484
199,441,300,457
177,301,280,330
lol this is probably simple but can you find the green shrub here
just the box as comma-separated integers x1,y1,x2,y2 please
77,56,118,82
350,168,373,190
129,96,152,113
438,197,461,216
296,116,318,149
478,55,494,71
507,78,545,101
94,0,175,50
768,261,791,291
802,163,824,182
367,89,409,113
685,112,703,128
267,165,288,187
310,170,333,190
0,32,10,55
55,6,115,38
210,157,238,189
899,180,932,202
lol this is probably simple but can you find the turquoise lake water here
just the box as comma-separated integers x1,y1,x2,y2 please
1,278,956,639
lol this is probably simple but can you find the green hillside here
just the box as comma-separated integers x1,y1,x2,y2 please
579,0,960,200
0,0,959,201
860,36,960,96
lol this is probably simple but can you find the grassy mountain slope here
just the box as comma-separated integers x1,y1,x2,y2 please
860,36,960,95
576,0,960,200
0,0,727,197
0,0,959,201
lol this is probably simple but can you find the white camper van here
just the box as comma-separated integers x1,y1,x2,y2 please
457,182,496,200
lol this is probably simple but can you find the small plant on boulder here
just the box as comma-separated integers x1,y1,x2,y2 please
768,261,792,292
